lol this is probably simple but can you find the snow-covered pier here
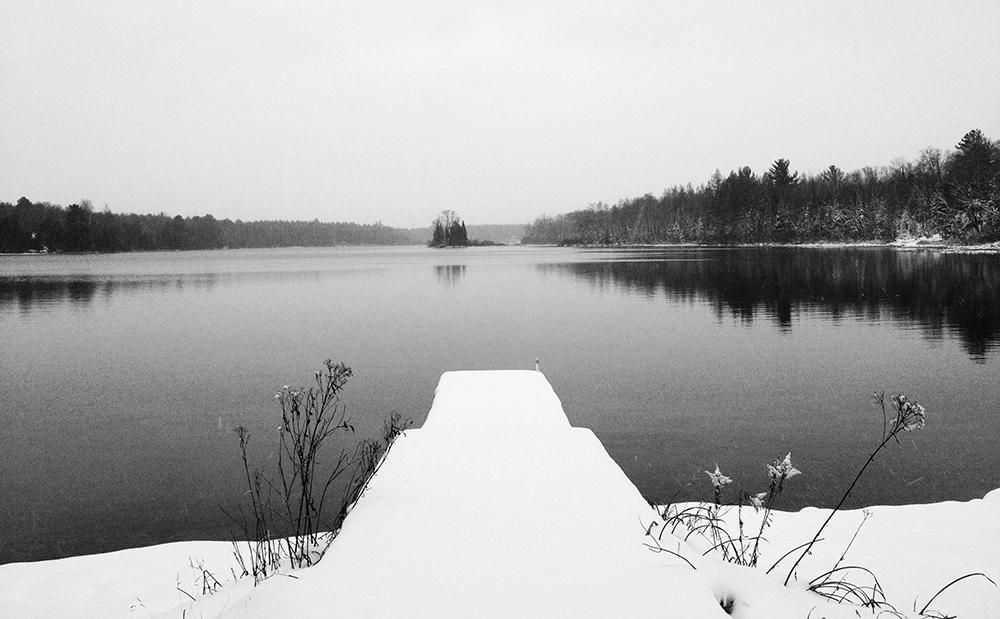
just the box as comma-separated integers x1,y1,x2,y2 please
293,369,719,617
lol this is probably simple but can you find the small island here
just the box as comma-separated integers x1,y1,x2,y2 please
428,210,470,247
427,210,503,247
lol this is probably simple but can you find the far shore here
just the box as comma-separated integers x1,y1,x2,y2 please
548,237,1000,253
5,237,1000,258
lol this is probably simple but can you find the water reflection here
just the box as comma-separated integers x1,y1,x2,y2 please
0,275,218,311
548,248,1000,361
434,264,466,286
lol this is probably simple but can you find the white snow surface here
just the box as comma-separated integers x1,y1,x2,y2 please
2,370,997,618
421,370,571,428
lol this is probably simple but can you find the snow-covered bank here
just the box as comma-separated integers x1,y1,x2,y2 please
663,489,1000,618
3,371,997,618
4,491,997,619
588,238,1000,252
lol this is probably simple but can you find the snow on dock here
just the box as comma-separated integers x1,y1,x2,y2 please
219,369,720,617
420,370,572,428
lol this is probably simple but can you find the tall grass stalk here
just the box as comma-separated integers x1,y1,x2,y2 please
783,392,925,586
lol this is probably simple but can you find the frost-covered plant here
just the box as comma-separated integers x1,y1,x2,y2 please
655,454,800,568
706,465,732,506
225,360,409,584
273,360,356,567
783,392,926,586
700,465,737,563
744,453,800,566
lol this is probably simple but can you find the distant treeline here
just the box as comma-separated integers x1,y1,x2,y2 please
0,199,418,253
523,129,1000,245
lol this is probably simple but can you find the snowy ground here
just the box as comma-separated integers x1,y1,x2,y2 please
663,490,1000,618
2,371,997,618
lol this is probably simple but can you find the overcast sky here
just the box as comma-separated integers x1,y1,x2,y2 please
2,1,999,228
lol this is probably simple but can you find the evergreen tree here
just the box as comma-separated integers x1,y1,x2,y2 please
946,129,999,198
767,159,800,189
449,220,462,245
65,203,92,252
431,220,444,246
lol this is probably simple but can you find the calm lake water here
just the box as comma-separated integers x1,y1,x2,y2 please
2,245,999,564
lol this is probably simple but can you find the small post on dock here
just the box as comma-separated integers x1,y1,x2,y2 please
534,358,540,372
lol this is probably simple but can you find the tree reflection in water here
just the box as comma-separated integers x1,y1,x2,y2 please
548,247,1000,362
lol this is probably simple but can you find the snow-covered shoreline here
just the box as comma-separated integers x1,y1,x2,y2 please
667,488,1000,618
3,489,997,619
554,236,1000,253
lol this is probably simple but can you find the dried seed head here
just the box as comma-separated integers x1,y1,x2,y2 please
706,465,733,489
